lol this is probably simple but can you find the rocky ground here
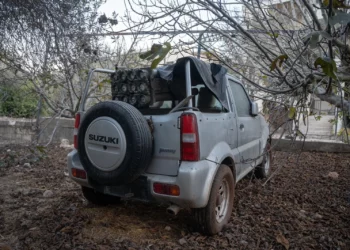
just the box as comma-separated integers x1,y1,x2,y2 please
0,145,349,250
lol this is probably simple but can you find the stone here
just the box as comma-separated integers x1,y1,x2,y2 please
327,172,339,179
60,139,73,149
178,238,187,245
314,213,323,219
240,240,248,246
43,190,54,198
21,189,31,196
23,163,31,168
165,226,171,231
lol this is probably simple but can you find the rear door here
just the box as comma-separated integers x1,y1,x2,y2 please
228,79,260,176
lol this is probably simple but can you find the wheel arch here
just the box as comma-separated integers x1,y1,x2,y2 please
221,156,236,182
204,141,239,206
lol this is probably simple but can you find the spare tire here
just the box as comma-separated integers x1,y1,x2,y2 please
77,101,153,185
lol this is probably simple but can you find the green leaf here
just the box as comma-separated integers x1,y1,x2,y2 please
270,54,288,71
36,146,46,153
267,32,279,38
328,118,336,124
140,42,172,69
150,45,171,69
139,44,163,61
315,115,322,121
97,82,104,91
139,50,155,60
288,107,296,119
323,0,350,9
314,57,337,79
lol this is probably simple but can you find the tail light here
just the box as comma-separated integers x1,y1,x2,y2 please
74,113,81,149
71,168,87,179
180,113,200,161
153,183,180,196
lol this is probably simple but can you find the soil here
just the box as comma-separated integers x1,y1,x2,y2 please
0,145,349,250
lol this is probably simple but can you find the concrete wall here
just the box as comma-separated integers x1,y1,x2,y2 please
0,116,348,152
271,138,350,153
0,117,74,146
0,117,36,145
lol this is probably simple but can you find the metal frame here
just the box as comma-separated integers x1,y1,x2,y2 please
81,63,194,111
80,68,125,112
185,61,193,107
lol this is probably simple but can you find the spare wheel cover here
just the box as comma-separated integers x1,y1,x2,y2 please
84,116,127,171
77,100,153,186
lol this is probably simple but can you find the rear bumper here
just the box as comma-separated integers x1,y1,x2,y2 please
67,150,93,188
67,150,218,208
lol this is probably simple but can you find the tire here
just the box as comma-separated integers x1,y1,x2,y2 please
82,186,121,206
192,165,235,235
77,101,153,186
255,143,272,179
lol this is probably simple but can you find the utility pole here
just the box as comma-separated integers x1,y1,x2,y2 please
197,31,205,59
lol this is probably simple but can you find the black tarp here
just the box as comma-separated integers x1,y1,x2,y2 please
157,56,229,110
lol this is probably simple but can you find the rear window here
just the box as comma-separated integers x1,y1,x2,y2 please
192,85,225,113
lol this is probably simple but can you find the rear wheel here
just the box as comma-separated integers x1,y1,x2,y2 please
82,186,121,206
192,165,235,235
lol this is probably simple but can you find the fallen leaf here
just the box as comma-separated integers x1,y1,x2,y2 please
276,232,290,249
60,226,73,233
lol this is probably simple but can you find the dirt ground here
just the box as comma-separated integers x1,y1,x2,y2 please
0,145,349,250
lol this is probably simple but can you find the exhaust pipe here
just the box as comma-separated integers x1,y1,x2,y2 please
167,205,181,215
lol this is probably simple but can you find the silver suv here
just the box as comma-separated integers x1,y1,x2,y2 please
67,57,270,235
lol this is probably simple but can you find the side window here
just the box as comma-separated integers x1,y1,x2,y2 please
229,80,251,117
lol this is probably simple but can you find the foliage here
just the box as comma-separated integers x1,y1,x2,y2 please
0,85,38,118
139,42,172,68
124,0,350,114
270,55,288,72
119,0,350,142
314,57,337,79
0,0,107,118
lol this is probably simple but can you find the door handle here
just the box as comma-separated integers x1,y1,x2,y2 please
239,124,244,130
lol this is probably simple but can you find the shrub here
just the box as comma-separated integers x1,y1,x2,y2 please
0,85,38,118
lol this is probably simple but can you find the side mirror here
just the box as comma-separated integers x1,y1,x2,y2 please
251,102,259,116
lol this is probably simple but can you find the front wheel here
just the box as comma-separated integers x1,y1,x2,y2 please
192,165,235,235
254,143,272,179
82,186,121,206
